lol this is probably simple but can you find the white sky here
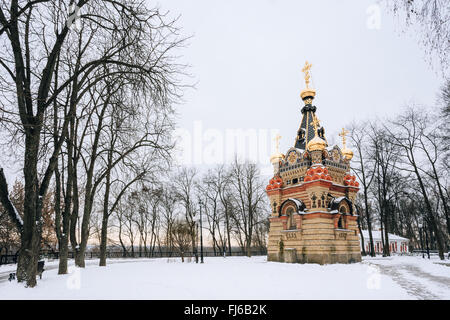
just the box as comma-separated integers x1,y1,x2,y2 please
2,0,445,183
157,0,445,174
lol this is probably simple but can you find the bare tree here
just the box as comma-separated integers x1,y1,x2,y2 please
171,219,192,262
385,0,450,73
349,121,377,256
386,107,447,259
197,169,224,254
371,124,402,257
229,158,266,257
0,0,187,286
172,167,198,258
159,187,178,255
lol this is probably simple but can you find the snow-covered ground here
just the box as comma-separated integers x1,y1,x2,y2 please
0,255,449,299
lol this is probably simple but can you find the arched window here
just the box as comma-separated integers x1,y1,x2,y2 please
286,208,296,230
338,205,348,214
337,215,344,229
311,194,317,208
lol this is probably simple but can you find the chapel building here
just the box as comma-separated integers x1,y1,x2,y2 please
266,62,361,264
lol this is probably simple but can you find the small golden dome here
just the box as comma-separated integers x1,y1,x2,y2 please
307,135,326,152
342,147,354,161
300,88,316,100
270,153,284,164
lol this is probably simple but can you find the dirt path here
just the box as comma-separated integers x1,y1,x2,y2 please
365,260,449,300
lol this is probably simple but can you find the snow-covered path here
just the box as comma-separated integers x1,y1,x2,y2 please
362,256,450,300
0,256,448,299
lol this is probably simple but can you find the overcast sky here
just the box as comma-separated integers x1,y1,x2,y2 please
2,1,445,183
156,0,445,175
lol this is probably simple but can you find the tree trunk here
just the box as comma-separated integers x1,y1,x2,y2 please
364,189,376,256
69,162,79,254
16,133,41,287
99,215,109,266
226,206,232,256
119,226,127,258
75,212,89,267
99,147,112,267
380,219,384,256
383,205,390,257
358,215,366,256
58,112,74,274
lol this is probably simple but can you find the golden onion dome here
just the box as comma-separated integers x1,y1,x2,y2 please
342,147,354,161
300,88,316,100
307,135,326,152
270,153,284,164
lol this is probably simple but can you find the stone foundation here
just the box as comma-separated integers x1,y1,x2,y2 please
284,248,297,263
268,250,361,265
267,213,362,265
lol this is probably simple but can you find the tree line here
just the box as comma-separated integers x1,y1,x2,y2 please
349,82,449,260
96,162,269,262
0,161,269,265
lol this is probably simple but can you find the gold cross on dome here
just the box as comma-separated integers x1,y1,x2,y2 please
310,114,320,135
302,61,312,89
274,134,282,153
339,128,349,148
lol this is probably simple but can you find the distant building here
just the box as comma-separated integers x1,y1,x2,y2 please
359,230,410,254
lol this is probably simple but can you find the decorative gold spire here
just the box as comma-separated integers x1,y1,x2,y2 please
339,128,349,149
300,61,316,102
310,114,320,133
339,127,353,160
270,133,284,164
302,61,312,89
274,133,282,154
